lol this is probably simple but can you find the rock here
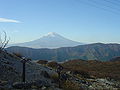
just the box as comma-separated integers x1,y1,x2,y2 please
12,80,50,89
0,86,5,89
40,70,50,78
0,81,8,86
12,82,32,89
34,80,50,87
61,74,70,81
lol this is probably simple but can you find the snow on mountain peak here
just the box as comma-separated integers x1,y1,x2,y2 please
43,32,59,37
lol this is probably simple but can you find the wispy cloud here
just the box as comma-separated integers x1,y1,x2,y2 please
0,18,20,23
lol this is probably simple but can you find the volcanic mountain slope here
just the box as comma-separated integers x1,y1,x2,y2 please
7,43,120,61
10,32,82,49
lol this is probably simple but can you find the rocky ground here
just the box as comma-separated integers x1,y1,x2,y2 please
0,50,120,90
62,72,120,90
0,51,61,90
38,60,120,90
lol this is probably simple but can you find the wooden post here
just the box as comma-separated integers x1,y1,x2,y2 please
22,62,26,82
56,65,63,88
58,71,61,88
21,57,30,83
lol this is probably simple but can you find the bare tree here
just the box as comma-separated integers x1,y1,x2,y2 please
0,31,10,52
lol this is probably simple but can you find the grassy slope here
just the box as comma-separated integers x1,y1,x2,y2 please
62,59,120,81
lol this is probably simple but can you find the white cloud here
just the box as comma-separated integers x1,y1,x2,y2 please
0,18,20,23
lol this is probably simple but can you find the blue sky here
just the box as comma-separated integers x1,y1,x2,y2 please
0,0,120,44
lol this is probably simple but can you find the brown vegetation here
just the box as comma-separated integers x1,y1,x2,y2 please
12,52,23,58
62,80,82,90
37,60,48,65
62,59,120,81
47,61,61,69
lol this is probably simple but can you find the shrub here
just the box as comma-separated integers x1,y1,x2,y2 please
71,70,90,78
62,80,82,90
50,73,59,83
37,60,48,65
13,52,23,58
47,61,60,69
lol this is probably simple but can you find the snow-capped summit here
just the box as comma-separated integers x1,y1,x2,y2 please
10,32,83,49
44,32,58,37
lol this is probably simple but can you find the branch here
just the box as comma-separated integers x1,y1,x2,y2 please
0,31,10,52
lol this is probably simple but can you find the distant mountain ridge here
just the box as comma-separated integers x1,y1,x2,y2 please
7,43,120,61
10,32,82,48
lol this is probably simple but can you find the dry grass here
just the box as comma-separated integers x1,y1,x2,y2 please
62,59,120,81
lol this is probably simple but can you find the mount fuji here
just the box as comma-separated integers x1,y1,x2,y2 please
10,32,83,48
